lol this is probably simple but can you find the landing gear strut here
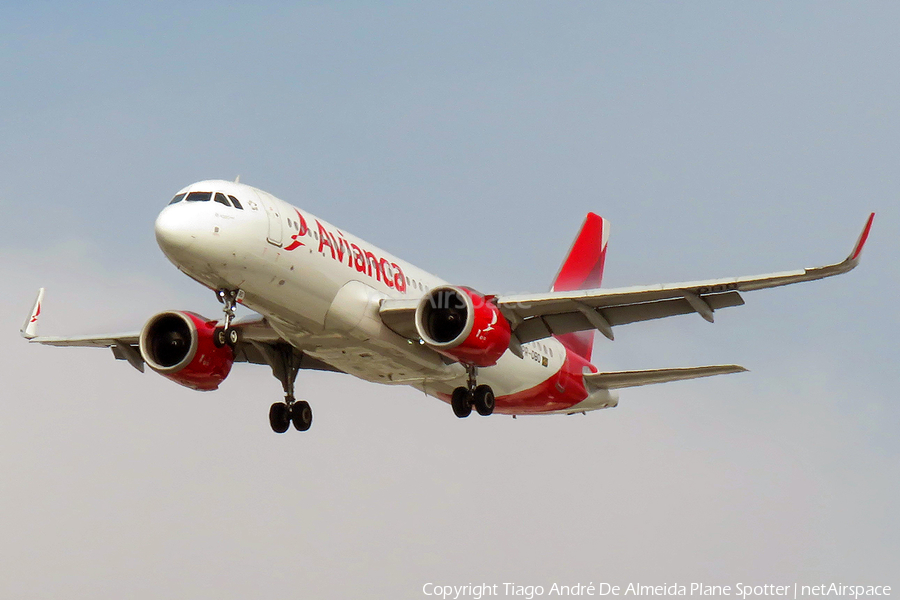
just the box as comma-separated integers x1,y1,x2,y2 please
214,288,241,348
261,343,313,433
451,365,494,418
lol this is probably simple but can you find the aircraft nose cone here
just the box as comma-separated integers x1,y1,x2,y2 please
155,206,197,256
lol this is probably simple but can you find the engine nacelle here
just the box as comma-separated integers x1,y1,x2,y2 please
139,311,234,391
415,286,511,367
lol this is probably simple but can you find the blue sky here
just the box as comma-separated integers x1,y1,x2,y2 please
2,3,898,598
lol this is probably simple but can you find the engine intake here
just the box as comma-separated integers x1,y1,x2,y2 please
415,286,511,367
139,311,233,391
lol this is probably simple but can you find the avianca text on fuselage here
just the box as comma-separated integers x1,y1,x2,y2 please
290,211,408,294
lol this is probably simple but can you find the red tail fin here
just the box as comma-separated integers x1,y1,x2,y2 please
551,213,610,362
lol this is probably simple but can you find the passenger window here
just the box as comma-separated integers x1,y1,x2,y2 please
169,193,187,205
228,195,243,210
214,192,231,207
185,191,212,202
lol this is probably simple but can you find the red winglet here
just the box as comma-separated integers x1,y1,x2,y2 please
850,212,875,261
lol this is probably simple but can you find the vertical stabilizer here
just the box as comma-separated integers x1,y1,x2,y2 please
551,213,610,361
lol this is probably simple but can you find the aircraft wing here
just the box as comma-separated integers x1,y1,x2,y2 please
498,213,874,344
20,292,339,373
380,213,874,346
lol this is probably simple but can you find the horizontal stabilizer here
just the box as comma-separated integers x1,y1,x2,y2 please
584,364,747,390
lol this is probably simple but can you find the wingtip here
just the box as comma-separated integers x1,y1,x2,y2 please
20,287,45,340
849,212,875,262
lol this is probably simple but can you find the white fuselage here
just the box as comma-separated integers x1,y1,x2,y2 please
155,180,615,413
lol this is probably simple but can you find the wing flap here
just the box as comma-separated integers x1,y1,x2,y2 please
514,291,745,344
585,364,747,390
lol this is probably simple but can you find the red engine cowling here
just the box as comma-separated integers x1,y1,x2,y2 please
415,286,511,367
139,311,234,391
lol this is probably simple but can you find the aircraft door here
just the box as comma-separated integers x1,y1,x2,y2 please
254,189,284,247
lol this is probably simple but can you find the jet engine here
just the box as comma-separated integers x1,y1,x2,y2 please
139,311,234,391
415,286,511,367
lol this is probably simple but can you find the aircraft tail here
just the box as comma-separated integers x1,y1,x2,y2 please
551,213,610,362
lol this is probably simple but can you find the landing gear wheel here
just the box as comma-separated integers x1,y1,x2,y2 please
291,400,313,431
451,387,472,418
265,343,313,432
269,402,291,434
214,327,240,349
473,384,495,416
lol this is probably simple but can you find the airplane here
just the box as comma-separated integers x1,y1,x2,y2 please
20,179,875,433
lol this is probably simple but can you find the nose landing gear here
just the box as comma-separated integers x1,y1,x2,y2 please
451,365,495,418
213,288,241,349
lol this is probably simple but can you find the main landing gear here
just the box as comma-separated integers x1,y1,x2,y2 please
211,289,313,434
264,343,313,434
451,365,495,418
268,399,312,434
213,288,241,349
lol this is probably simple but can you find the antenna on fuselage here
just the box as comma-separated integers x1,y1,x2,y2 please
234,175,240,183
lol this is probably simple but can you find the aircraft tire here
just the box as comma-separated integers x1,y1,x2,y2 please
474,385,495,416
226,327,240,348
213,327,227,348
291,401,313,432
451,387,472,418
269,402,291,433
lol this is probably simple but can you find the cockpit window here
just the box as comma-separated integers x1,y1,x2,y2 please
228,195,243,210
169,193,187,205
185,191,212,202
214,192,231,207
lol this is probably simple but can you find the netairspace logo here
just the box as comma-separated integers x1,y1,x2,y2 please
421,582,893,600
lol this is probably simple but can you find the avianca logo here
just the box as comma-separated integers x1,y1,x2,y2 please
310,219,408,293
283,209,309,251
30,302,41,323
